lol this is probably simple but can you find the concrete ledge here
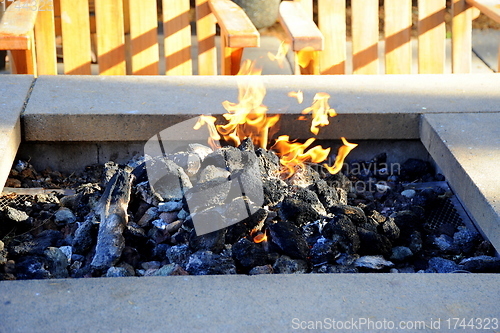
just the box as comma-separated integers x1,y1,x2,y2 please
421,113,500,252
0,75,34,191
23,74,500,141
1,274,499,332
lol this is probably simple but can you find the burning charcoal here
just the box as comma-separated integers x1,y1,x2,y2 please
238,137,255,151
287,165,322,188
272,255,308,274
255,148,280,178
72,219,96,254
106,266,133,277
232,238,268,269
91,169,133,271
425,257,460,273
166,244,192,267
249,265,274,275
308,179,340,210
154,263,188,276
262,178,287,206
224,205,267,244
322,215,360,253
185,250,236,275
355,255,394,270
43,247,69,278
310,237,339,266
390,246,413,262
54,207,77,225
148,159,192,201
137,207,158,227
400,158,431,181
280,187,326,227
453,226,480,254
189,228,227,254
268,221,309,259
357,228,392,257
328,205,366,226
459,256,500,273
15,256,50,279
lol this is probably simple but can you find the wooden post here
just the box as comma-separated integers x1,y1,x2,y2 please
351,0,379,74
318,0,346,75
163,0,192,75
385,0,412,74
418,0,446,74
196,0,217,75
451,0,473,73
59,0,92,74
34,0,57,75
127,0,159,75
94,0,126,75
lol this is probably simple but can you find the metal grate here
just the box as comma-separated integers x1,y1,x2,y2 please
0,193,34,210
425,196,464,230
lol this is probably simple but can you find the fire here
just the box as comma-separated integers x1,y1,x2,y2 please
251,229,267,243
288,90,304,104
296,46,316,69
301,92,337,135
267,41,289,69
323,137,359,174
194,55,356,177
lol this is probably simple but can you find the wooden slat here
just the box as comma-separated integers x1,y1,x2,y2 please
209,0,259,48
418,0,446,74
196,0,216,75
163,0,192,75
466,0,500,22
278,1,323,51
127,0,159,75
34,0,57,75
452,0,473,73
60,0,92,74
318,0,346,75
297,0,313,19
351,0,379,74
384,0,412,74
0,0,38,50
95,0,126,75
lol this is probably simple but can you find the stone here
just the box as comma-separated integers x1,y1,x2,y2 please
355,256,394,270
15,256,51,280
106,266,133,277
72,219,96,254
44,247,69,278
154,263,188,276
147,158,192,201
5,206,30,224
401,189,416,198
166,244,192,267
158,201,183,213
453,226,480,254
58,246,72,264
280,187,326,227
54,207,77,225
322,214,360,253
426,257,460,273
432,234,459,253
185,250,236,275
137,207,158,227
309,237,339,266
249,265,273,275
390,246,413,262
459,256,500,273
272,255,308,274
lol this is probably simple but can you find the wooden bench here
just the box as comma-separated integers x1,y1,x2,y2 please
0,0,260,76
279,0,500,74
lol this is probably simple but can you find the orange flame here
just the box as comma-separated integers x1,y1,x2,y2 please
288,90,304,104
301,92,337,135
267,41,289,69
251,229,267,243
323,137,358,174
193,115,221,150
297,46,316,68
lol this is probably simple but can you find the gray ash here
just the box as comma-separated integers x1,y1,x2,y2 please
0,144,498,280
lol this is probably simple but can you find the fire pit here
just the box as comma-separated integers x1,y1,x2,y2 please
1,74,499,330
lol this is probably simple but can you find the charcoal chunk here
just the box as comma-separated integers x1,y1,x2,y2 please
357,227,392,256
328,205,367,226
189,228,227,254
268,222,309,259
322,214,360,253
272,255,308,274
232,238,268,268
185,250,236,275
459,256,500,273
310,237,339,266
308,179,339,210
280,187,326,227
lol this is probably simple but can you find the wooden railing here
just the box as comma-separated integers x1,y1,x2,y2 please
279,0,500,75
0,0,260,76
